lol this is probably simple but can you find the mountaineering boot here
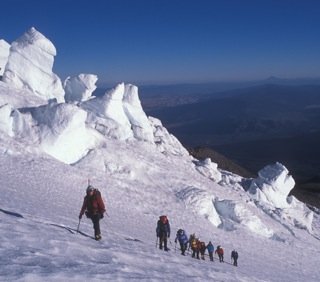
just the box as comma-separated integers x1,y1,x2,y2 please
95,234,102,241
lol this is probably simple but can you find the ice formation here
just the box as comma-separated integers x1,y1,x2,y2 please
2,27,64,103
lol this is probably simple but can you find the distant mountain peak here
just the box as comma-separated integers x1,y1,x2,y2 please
266,76,282,82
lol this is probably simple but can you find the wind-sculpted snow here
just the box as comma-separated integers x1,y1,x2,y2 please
0,81,48,108
0,80,187,164
220,170,251,191
0,103,15,136
0,103,35,139
149,117,189,156
249,162,314,232
123,84,154,142
286,196,314,231
176,186,222,227
176,185,274,237
0,39,10,76
2,27,64,103
0,28,188,162
193,158,222,182
82,82,155,143
249,162,295,208
214,199,274,237
64,73,98,102
31,102,100,164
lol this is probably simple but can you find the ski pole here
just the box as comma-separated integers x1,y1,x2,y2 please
156,237,158,248
77,218,81,233
175,242,177,252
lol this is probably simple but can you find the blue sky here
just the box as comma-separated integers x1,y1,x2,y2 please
1,0,320,85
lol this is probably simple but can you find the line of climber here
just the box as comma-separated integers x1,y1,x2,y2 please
156,215,239,267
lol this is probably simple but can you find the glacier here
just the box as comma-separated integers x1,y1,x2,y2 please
0,27,319,281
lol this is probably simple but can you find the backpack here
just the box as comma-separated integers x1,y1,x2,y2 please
178,229,184,236
207,243,214,252
218,247,224,255
191,238,198,249
85,189,99,211
84,189,104,217
159,215,168,224
232,251,238,259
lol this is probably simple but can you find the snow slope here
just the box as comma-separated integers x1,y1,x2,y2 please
1,141,319,282
0,27,320,281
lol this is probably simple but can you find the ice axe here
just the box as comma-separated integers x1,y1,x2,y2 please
77,218,81,233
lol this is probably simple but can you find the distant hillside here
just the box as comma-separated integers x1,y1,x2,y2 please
293,183,320,209
140,78,320,111
139,81,262,110
144,84,320,181
213,131,320,182
146,84,320,146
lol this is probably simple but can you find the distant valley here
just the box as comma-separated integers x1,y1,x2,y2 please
139,81,320,206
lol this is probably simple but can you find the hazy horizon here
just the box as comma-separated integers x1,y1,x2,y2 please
96,75,320,88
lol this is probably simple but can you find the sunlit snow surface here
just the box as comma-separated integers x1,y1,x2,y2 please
0,27,319,281
2,27,64,103
0,144,319,281
0,39,10,76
